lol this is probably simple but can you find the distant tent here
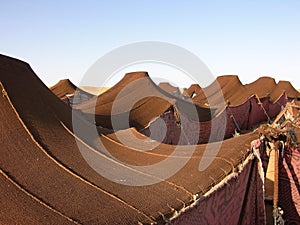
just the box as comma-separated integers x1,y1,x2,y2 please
277,80,300,100
75,71,213,130
144,75,291,144
245,76,277,99
50,79,94,106
158,82,182,97
185,83,202,98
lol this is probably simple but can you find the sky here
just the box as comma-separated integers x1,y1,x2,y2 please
1,0,300,88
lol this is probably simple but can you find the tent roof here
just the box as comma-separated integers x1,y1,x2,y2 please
75,71,213,129
189,75,251,107
0,54,259,224
158,82,180,95
50,78,94,100
244,76,277,99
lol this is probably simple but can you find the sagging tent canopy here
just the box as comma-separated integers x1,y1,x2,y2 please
50,78,95,99
276,80,300,100
190,75,251,108
244,76,277,99
50,79,95,105
243,77,300,102
158,82,181,96
144,75,294,145
75,71,214,130
186,75,298,107
184,83,202,98
0,53,265,224
183,75,299,120
73,72,299,132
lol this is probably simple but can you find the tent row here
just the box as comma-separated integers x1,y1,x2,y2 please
0,54,268,224
55,71,299,145
143,75,298,145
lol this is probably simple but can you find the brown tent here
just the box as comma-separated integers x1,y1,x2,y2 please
185,83,202,98
244,76,277,99
0,54,265,224
50,79,94,106
276,80,300,100
158,82,181,96
75,71,213,129
191,75,251,107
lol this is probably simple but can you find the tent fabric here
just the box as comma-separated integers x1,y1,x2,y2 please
0,170,76,225
269,80,300,103
244,76,277,99
185,75,296,109
276,81,300,100
0,54,266,224
75,71,213,129
50,79,77,98
74,73,296,141
0,90,150,224
278,146,300,224
51,78,95,98
254,134,300,225
0,55,198,224
248,97,270,128
192,75,251,107
142,99,251,145
141,75,253,145
144,95,282,145
158,82,181,96
170,156,266,225
75,71,177,129
185,84,202,98
268,94,288,119
50,79,94,105
144,76,291,145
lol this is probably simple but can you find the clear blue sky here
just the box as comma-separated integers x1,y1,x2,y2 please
1,0,300,88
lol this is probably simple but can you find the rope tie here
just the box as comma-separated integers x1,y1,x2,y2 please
260,103,271,123
228,108,241,132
